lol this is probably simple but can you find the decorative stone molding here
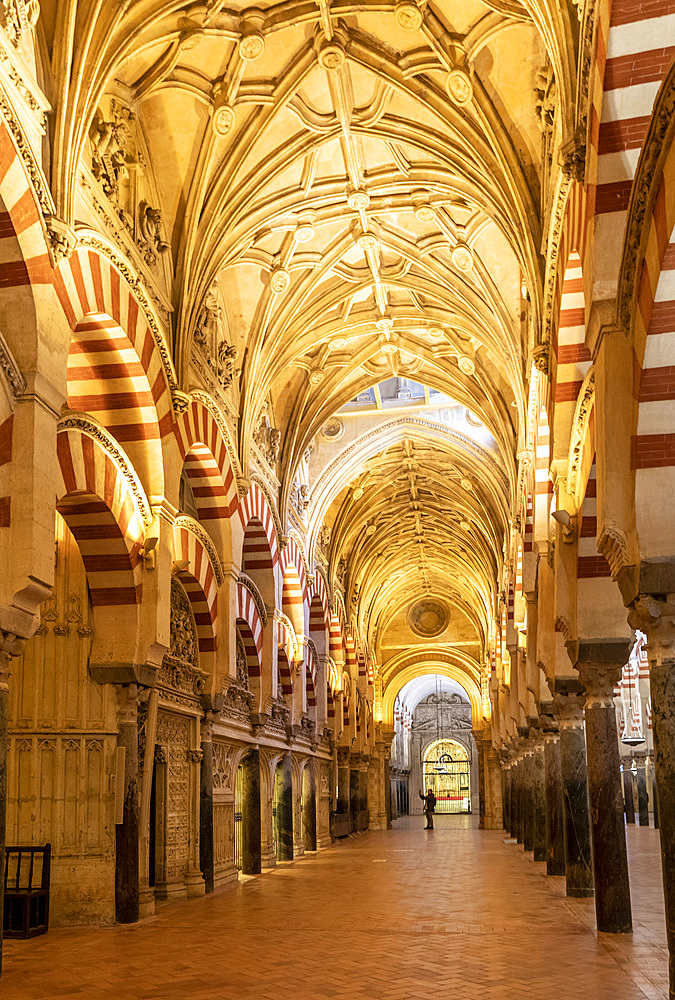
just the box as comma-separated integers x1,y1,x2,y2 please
0,328,25,398
566,367,594,502
596,523,629,580
541,171,573,353
250,472,284,545
57,411,152,525
238,572,268,626
617,63,675,331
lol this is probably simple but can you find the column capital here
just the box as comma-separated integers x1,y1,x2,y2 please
553,690,586,730
116,683,143,726
628,595,675,659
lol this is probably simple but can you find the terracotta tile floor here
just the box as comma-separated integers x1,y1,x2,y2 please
2,816,669,1000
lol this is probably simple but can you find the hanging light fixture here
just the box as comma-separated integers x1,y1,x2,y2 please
621,659,645,747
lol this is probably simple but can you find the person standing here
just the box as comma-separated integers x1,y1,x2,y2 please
419,787,437,829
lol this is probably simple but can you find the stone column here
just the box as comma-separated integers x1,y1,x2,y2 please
0,634,23,973
241,750,261,875
578,647,632,933
629,602,675,997
199,716,215,893
623,766,636,823
634,753,650,826
485,744,504,829
509,758,519,839
278,754,294,860
303,762,317,850
555,691,594,898
544,733,565,876
523,750,535,852
532,742,546,862
349,754,361,832
476,736,486,829
337,745,350,815
115,684,142,923
517,756,526,844
359,758,369,829
502,764,512,833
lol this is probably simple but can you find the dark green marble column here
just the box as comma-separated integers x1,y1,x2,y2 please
635,754,650,826
278,754,294,860
544,734,565,876
241,750,261,875
523,751,535,852
533,743,546,863
556,691,594,898
623,767,635,824
199,720,214,893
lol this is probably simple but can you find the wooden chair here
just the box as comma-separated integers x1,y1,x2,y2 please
3,844,51,938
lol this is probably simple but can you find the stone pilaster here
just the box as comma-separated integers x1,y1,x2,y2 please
543,733,565,876
577,644,633,933
199,714,216,893
115,684,142,923
523,750,535,852
554,690,594,898
0,632,24,973
628,598,675,996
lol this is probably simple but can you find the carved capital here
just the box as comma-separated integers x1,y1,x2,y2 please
188,748,204,763
628,595,675,659
116,683,142,726
552,690,585,729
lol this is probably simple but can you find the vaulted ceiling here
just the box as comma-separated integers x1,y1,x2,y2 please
45,0,579,666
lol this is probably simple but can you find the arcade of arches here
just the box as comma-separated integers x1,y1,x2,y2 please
0,0,674,995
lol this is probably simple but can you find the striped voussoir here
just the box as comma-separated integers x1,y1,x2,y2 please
174,400,238,520
0,122,52,293
305,642,317,706
56,427,144,606
280,535,308,601
236,582,263,676
277,646,294,697
523,494,533,553
326,684,335,718
172,523,218,653
593,1,675,219
554,253,592,424
577,459,611,579
54,250,174,438
282,567,305,641
329,613,344,666
0,413,12,528
345,632,357,674
238,482,278,571
534,403,552,540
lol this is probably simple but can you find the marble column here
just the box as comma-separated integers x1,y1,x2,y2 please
635,753,650,826
349,755,361,832
115,684,142,923
278,754,294,860
304,764,317,850
631,605,675,998
477,736,486,829
544,734,565,876
517,757,526,844
337,746,350,815
578,648,632,933
523,751,535,852
653,771,660,830
199,716,215,893
555,691,594,898
532,743,547,862
623,767,636,823
241,750,261,875
502,765,512,833
511,758,521,839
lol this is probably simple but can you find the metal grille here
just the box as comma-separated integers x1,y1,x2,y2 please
234,765,243,870
423,739,471,814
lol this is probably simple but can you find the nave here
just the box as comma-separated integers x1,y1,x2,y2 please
3,818,668,1000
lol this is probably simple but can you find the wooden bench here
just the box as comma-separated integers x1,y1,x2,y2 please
3,844,51,939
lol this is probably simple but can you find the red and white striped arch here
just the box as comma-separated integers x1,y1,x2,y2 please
55,248,174,430
56,426,145,606
329,612,345,665
171,523,219,653
238,483,279,570
278,647,293,697
305,641,317,707
175,399,238,521
236,583,263,678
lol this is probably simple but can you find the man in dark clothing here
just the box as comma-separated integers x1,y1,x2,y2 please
419,788,436,829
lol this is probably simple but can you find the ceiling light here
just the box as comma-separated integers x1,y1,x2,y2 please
457,355,476,375
395,1,423,29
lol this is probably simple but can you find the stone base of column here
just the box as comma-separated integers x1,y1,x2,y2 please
214,863,239,889
317,831,333,848
138,886,156,919
186,869,206,898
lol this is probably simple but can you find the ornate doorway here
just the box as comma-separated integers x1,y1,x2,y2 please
423,739,471,814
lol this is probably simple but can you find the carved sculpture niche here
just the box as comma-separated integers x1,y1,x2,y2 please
193,284,239,390
253,401,281,467
89,98,169,268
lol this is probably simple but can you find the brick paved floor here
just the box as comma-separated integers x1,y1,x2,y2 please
2,816,669,1000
